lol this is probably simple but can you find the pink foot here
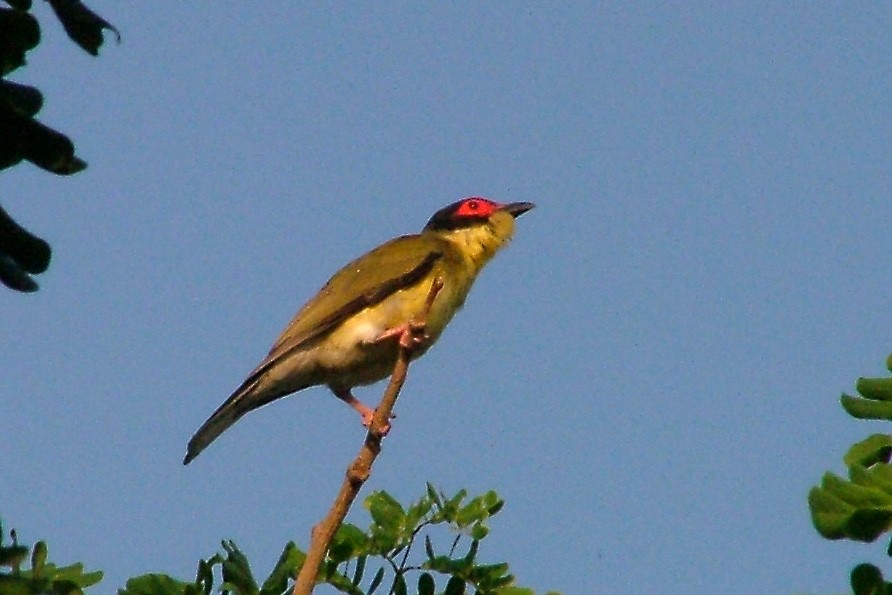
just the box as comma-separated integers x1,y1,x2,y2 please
375,321,427,349
332,386,392,435
359,407,391,436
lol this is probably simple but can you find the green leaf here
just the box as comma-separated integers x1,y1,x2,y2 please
846,509,892,543
463,540,479,564
426,483,442,507
851,563,887,595
260,542,302,595
487,496,505,517
367,567,385,594
821,472,892,508
470,524,490,540
809,484,855,539
443,490,468,521
468,561,510,588
486,571,515,590
365,491,408,553
195,556,219,595
811,473,892,542
319,560,362,594
392,573,407,595
455,496,488,527
846,435,892,468
120,573,194,595
51,579,85,594
30,540,47,577
492,588,535,595
417,572,435,595
48,562,103,587
366,492,406,530
810,472,892,541
329,523,368,563
443,575,466,595
849,465,892,496
0,576,31,595
405,495,434,529
482,491,501,506
858,378,892,402
842,394,892,421
424,555,470,576
0,544,28,568
220,540,259,595
868,464,892,486
78,570,104,588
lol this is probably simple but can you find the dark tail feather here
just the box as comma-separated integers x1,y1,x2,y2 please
183,375,289,465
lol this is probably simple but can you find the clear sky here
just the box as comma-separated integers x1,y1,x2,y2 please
3,3,892,594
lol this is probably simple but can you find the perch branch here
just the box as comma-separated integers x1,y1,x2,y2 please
293,277,444,595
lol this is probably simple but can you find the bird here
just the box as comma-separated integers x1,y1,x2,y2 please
183,197,535,465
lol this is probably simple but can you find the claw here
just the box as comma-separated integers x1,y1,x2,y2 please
375,320,428,349
360,409,391,435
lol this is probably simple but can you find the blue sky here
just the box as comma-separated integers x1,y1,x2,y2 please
3,3,892,594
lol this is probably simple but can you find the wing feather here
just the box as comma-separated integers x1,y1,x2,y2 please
266,234,445,360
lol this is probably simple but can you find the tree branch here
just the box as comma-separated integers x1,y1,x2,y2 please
293,277,444,595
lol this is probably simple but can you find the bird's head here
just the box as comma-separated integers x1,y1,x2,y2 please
424,197,534,232
422,197,535,266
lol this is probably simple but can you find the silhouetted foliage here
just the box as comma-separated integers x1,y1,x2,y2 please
0,0,117,292
0,203,49,291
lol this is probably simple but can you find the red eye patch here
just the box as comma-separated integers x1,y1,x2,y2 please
454,197,501,218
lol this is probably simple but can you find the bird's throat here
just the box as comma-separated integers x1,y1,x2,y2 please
437,212,516,274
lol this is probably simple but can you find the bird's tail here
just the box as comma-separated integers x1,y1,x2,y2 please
183,373,292,465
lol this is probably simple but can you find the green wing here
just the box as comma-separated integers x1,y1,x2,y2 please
266,233,445,360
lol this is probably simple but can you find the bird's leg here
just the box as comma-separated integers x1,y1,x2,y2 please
331,386,391,435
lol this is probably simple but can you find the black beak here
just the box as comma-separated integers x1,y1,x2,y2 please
502,201,536,218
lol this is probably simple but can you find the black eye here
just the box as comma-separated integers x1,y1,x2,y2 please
467,201,479,210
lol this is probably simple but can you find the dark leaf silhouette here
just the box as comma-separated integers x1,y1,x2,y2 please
2,0,33,10
46,0,120,56
0,203,50,291
0,79,42,116
0,1,115,292
0,8,39,75
0,104,87,174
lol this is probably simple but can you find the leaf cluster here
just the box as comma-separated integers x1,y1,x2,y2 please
0,520,103,594
119,540,304,595
117,485,556,595
809,355,892,594
329,484,523,595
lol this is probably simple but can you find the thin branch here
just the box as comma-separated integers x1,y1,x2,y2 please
396,531,415,574
293,277,444,595
448,534,461,557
